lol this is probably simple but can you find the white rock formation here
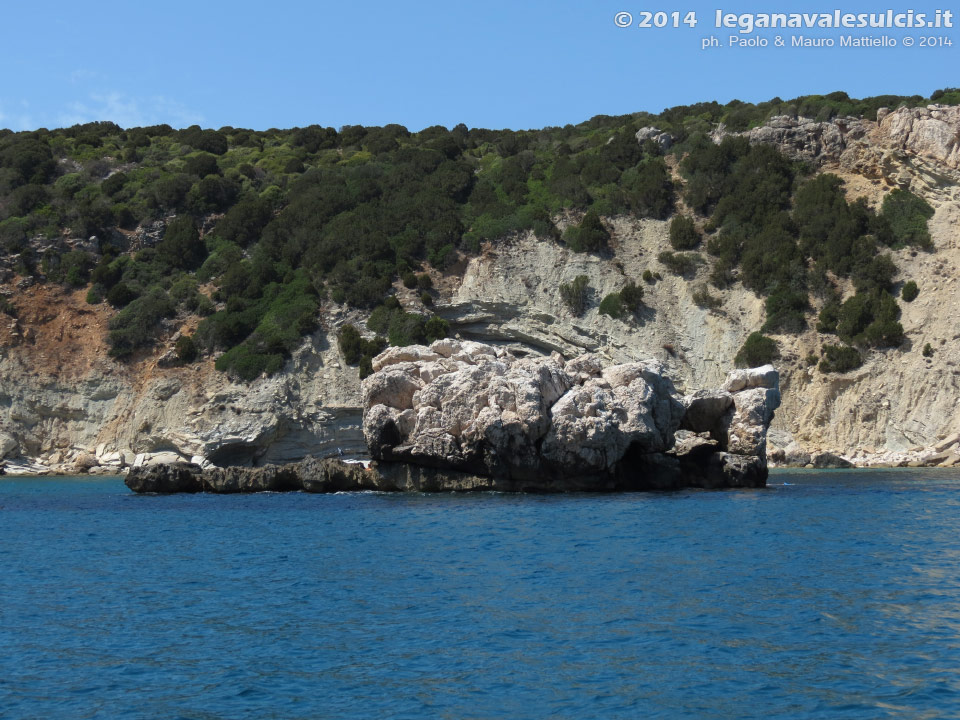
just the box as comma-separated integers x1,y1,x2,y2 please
362,340,778,488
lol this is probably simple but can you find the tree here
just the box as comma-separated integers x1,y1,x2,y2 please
158,217,207,270
901,281,919,302
565,210,609,253
735,332,778,367
669,215,700,250
819,344,862,373
882,189,934,249
338,324,363,364
175,335,199,363
184,153,220,178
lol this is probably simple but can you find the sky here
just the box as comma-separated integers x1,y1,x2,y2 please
1,0,958,132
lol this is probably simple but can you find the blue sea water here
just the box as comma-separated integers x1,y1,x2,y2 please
3,470,960,719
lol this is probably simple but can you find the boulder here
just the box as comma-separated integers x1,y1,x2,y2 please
783,442,812,467
635,126,674,151
73,453,99,473
810,452,854,469
722,364,779,393
361,340,778,490
142,451,185,466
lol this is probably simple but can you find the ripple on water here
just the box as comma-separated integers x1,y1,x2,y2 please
2,469,960,719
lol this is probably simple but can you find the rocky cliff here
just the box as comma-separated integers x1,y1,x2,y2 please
124,342,780,493
2,105,960,474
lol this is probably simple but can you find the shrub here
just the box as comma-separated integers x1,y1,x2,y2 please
214,347,284,381
0,296,16,316
658,251,703,276
692,285,722,310
619,157,675,219
174,334,199,363
387,312,428,346
819,344,863,373
338,324,363,364
560,275,590,316
402,272,417,289
106,281,137,307
598,293,624,318
158,217,207,271
564,210,609,253
184,153,220,178
619,281,644,312
762,285,808,334
901,281,919,302
837,290,904,347
107,288,175,358
734,332,778,368
284,157,305,174
214,196,271,247
922,343,934,358
416,273,433,290
881,189,934,249
642,269,655,284
85,287,103,304
420,292,433,306
152,173,193,210
359,356,374,379
669,215,700,250
424,316,449,342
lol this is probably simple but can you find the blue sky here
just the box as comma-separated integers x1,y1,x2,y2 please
1,0,957,132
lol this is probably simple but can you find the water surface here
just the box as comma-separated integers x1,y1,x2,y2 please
3,469,960,719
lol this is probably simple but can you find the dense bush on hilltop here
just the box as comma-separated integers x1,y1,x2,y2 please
0,90,945,378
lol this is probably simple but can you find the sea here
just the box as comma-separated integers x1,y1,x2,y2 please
2,469,960,719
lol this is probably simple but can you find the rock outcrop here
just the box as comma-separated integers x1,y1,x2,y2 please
715,105,960,177
124,342,781,494
361,340,780,491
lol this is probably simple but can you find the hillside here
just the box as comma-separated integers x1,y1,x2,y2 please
1,91,959,473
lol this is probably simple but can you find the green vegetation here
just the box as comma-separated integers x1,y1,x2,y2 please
619,281,644,312
174,334,199,363
882,189,934,249
560,275,590,316
692,285,722,310
922,342,934,358
658,251,703,276
669,215,700,250
598,293,624,318
901,280,919,302
338,323,387,378
564,210,610,253
734,332,778,368
0,90,944,380
819,344,863,373
598,281,644,319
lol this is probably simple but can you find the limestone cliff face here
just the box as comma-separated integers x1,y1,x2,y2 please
0,302,367,473
1,105,959,473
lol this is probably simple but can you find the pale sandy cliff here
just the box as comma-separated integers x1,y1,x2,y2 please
1,105,958,473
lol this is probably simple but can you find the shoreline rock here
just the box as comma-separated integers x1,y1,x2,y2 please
360,340,779,491
123,342,783,494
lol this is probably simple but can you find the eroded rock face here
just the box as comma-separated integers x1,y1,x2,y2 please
361,340,779,490
719,105,960,177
